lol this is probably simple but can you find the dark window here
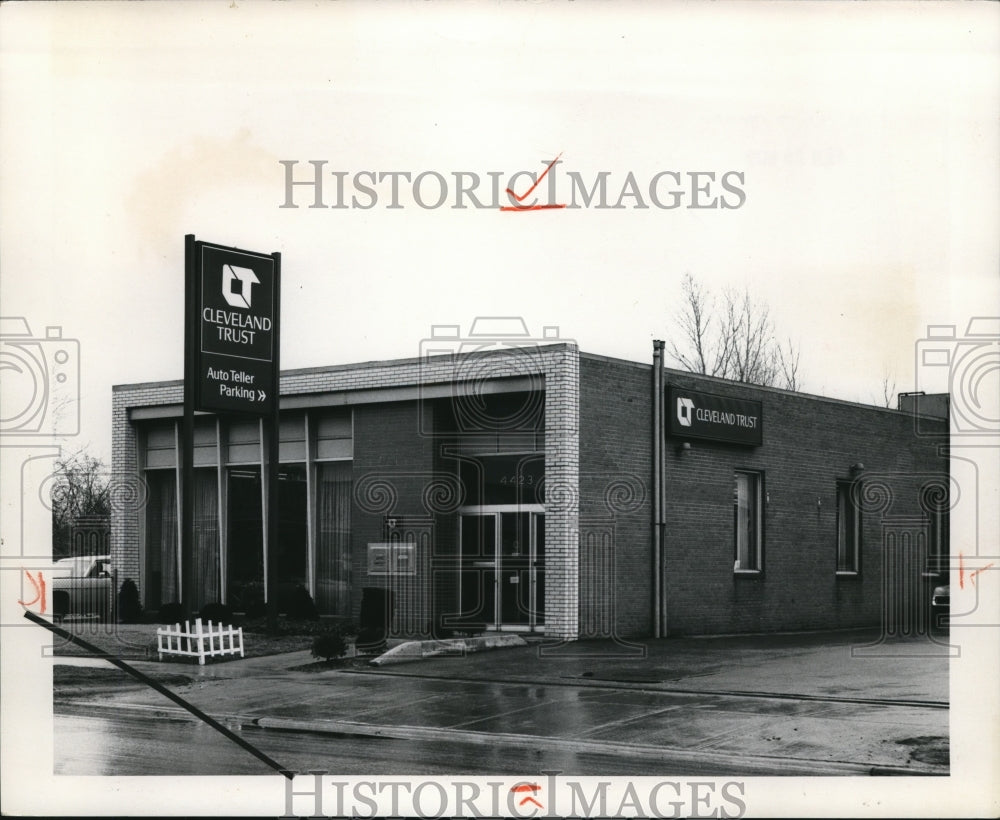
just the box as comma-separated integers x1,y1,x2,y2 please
315,461,352,617
144,469,178,611
457,454,544,507
928,506,949,577
734,471,762,572
836,481,861,574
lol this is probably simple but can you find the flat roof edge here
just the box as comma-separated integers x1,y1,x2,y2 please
113,342,577,393
111,346,948,424
578,350,950,420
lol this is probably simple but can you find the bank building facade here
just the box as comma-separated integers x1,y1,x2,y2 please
111,330,949,641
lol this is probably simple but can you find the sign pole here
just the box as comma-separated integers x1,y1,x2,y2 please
266,252,281,632
182,234,196,617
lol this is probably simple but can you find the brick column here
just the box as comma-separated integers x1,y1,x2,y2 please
543,345,580,640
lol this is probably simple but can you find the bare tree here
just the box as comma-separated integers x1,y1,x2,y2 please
51,447,110,557
777,337,802,393
670,273,719,376
668,273,803,390
876,364,897,408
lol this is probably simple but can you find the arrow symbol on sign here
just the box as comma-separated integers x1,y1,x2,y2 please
258,390,266,402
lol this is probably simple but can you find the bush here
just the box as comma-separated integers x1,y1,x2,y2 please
335,618,360,638
278,583,318,620
118,579,142,624
311,631,347,661
199,602,233,624
158,602,184,624
245,599,267,619
231,581,264,614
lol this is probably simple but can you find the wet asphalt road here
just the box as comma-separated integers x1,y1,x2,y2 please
52,629,951,777
58,704,928,778
54,676,947,776
57,708,747,777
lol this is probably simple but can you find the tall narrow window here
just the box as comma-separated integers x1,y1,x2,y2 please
927,506,949,577
145,470,178,610
189,468,220,610
315,461,352,617
733,471,762,573
836,481,861,574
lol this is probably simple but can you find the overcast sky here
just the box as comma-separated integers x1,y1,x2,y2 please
1,1,997,462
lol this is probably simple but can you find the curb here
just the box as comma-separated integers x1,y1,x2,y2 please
55,698,948,778
369,634,528,666
253,715,942,777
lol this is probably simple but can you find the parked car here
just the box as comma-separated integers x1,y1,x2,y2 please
51,555,115,622
931,583,950,627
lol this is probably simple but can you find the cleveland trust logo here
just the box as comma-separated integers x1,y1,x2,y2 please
677,396,695,427
222,264,259,310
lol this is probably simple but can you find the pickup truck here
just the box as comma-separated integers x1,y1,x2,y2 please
51,555,116,622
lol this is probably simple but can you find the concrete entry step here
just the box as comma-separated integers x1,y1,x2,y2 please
369,634,528,666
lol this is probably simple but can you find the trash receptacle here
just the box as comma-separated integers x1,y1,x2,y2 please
357,587,395,653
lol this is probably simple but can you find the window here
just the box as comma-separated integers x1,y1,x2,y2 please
927,506,949,577
733,471,762,573
144,470,178,610
315,461,353,617
836,481,861,574
456,453,544,507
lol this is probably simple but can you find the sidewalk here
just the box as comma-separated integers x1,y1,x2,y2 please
54,628,951,775
367,628,951,704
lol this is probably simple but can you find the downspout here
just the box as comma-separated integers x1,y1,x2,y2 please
652,340,664,638
658,346,667,638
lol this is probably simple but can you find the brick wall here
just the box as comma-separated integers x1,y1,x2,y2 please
351,400,436,638
578,355,653,638
578,353,949,637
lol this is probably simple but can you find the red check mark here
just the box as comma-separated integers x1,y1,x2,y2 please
501,154,567,211
506,153,562,202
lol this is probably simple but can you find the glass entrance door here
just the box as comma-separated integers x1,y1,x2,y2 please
458,509,544,630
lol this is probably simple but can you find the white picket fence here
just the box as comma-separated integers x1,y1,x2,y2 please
156,618,244,665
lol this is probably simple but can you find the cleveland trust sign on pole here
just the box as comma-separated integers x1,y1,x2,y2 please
183,235,281,623
195,242,279,413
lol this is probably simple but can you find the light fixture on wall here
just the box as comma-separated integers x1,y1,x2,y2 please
850,462,865,476
817,496,822,509
676,442,691,455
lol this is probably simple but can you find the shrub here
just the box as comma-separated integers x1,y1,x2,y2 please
335,618,360,638
231,581,264,613
118,579,142,624
199,602,233,624
311,631,347,661
158,602,184,624
278,583,318,620
245,599,267,619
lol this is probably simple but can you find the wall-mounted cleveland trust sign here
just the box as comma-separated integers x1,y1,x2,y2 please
189,240,280,415
667,386,763,446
